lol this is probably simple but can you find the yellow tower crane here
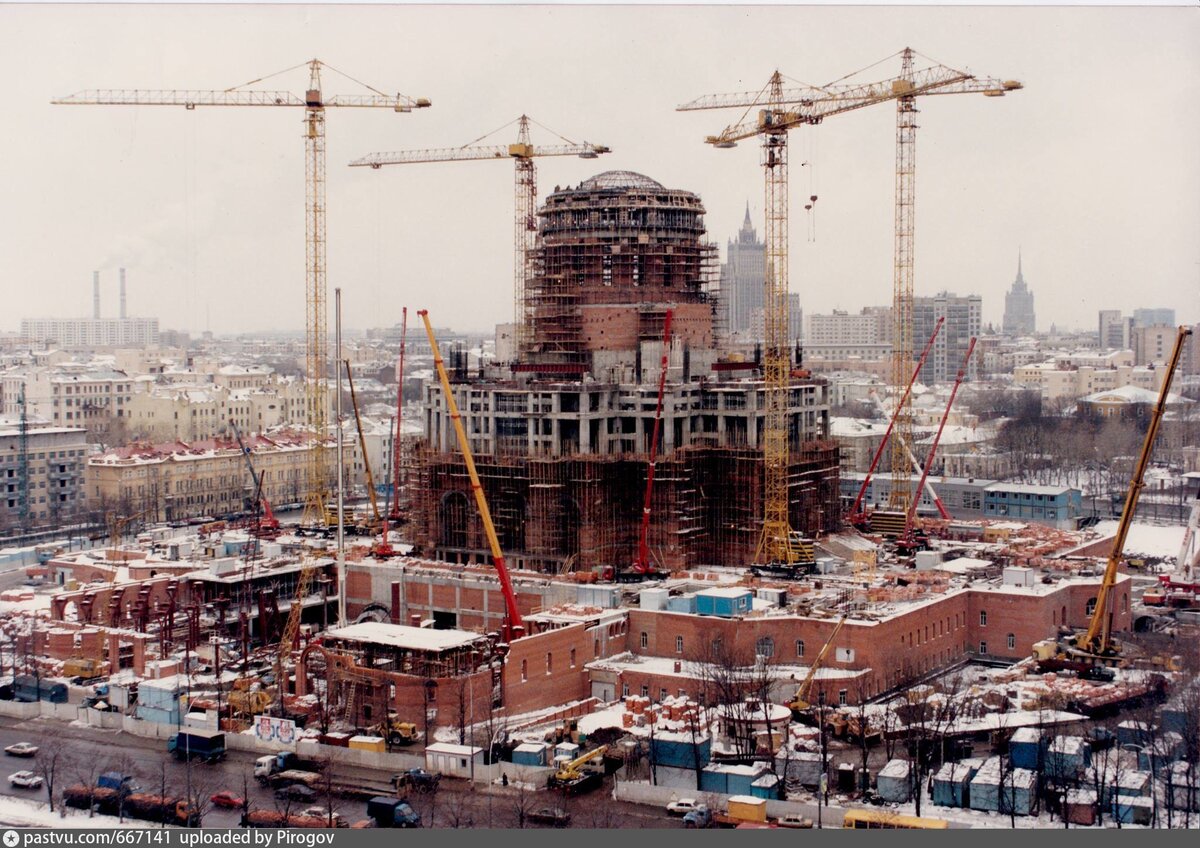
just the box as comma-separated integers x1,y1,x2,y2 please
53,59,430,529
350,116,609,356
679,51,1020,546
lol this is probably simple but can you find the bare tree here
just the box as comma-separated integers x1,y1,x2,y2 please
108,752,138,823
454,677,470,745
71,755,101,818
507,768,536,828
35,736,69,814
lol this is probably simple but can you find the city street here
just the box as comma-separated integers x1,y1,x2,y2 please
0,715,673,829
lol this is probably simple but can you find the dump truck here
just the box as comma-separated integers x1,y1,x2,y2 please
167,730,226,764
367,796,422,828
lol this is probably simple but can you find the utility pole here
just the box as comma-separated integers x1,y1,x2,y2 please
335,288,346,627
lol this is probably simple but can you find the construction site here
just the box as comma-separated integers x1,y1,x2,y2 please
0,44,1196,830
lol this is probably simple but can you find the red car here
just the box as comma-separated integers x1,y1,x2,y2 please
210,790,245,809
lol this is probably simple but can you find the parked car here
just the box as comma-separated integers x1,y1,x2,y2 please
275,785,317,803
666,798,701,816
776,813,814,828
9,771,44,790
527,807,571,827
300,807,344,825
4,743,38,758
210,790,244,809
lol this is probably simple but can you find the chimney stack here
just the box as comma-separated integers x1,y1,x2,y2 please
119,267,127,319
93,271,100,319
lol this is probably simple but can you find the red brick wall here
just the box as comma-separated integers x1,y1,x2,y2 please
501,624,592,716
619,577,1132,704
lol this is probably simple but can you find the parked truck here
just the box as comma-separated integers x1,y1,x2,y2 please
242,810,345,828
97,771,137,794
62,785,194,826
366,796,422,828
253,752,326,782
259,769,323,790
63,785,120,816
683,797,772,829
124,793,197,826
167,730,226,764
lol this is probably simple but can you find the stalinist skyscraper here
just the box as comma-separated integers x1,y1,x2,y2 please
1002,252,1036,335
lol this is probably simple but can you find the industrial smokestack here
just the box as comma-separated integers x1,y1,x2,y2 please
93,271,100,319
119,268,127,319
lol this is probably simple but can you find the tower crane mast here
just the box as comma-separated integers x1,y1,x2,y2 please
53,59,430,530
680,51,1020,527
351,116,609,357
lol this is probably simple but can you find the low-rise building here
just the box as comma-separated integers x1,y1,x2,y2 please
86,429,360,521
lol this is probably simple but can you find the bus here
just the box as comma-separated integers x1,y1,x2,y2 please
842,809,949,829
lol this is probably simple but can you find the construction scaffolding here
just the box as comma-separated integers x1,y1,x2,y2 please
525,171,719,366
410,441,840,574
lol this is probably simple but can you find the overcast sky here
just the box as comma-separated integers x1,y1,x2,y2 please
2,4,1197,336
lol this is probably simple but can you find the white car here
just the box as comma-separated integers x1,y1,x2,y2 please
300,808,343,825
9,771,44,790
4,743,38,758
666,798,701,816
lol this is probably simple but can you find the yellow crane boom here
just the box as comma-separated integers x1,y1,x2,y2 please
679,49,1020,524
54,59,429,530
352,116,608,355
789,616,846,712
420,310,524,641
1072,325,1192,659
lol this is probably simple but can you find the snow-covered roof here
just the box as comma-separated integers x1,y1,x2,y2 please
1082,384,1187,405
325,622,485,652
696,587,752,599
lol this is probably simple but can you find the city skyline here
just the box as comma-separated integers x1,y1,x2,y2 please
1,4,1197,335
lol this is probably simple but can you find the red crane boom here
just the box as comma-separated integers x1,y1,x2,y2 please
904,336,977,538
633,310,674,576
389,307,408,523
847,316,944,525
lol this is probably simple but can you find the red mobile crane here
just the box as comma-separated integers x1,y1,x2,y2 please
896,336,976,555
420,310,524,642
388,307,408,524
846,317,944,531
229,419,280,538
629,310,674,580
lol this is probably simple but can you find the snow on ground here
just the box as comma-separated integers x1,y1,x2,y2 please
0,795,166,828
1092,521,1187,560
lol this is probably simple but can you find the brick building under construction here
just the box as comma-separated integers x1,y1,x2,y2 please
411,171,840,573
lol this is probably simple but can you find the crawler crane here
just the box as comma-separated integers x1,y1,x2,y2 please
420,310,525,642
1034,326,1192,671
789,616,846,715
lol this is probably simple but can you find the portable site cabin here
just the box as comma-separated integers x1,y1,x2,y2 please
875,759,912,803
1009,728,1042,771
969,757,1036,816
424,743,484,780
1046,735,1090,780
932,758,983,808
